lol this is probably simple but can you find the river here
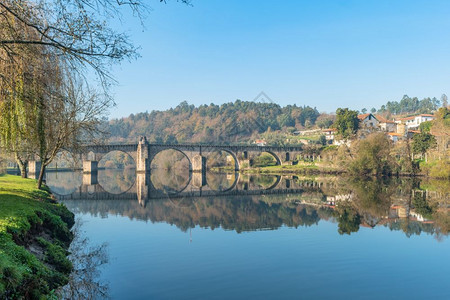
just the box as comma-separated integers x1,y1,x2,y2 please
44,169,450,299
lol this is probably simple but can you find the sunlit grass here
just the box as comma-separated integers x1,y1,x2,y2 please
0,175,74,298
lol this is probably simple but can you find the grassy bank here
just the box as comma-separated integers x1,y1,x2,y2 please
241,161,344,175
0,175,74,299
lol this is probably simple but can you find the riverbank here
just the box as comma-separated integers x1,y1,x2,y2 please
240,161,344,175
238,159,449,179
0,175,74,299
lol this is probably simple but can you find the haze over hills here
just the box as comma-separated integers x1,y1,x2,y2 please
106,95,445,144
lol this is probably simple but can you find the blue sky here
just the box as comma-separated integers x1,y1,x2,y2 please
108,0,450,118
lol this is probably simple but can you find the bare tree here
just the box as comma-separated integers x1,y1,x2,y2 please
34,68,112,189
0,0,190,84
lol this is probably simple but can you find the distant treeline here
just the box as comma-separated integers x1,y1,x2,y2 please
107,95,445,144
374,95,443,115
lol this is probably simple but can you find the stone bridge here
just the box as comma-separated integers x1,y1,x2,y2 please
30,136,308,175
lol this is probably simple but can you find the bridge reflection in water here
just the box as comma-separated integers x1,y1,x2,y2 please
44,169,450,239
53,170,331,207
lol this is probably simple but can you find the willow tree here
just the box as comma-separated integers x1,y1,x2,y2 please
0,11,43,177
0,2,111,187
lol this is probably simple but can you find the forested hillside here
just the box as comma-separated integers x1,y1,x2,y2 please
107,95,445,144
107,100,320,144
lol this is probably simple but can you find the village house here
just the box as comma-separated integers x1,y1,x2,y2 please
253,139,267,146
386,132,403,143
293,129,322,136
395,114,435,130
322,128,337,143
406,130,420,139
375,115,397,132
358,113,379,128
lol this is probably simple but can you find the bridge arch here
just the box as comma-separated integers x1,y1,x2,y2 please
251,151,281,167
218,149,240,171
264,151,281,166
97,150,137,170
149,147,192,172
206,148,240,171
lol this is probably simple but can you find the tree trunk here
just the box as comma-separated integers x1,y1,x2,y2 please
37,163,46,189
15,156,28,178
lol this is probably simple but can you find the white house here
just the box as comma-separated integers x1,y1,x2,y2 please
322,128,337,142
253,139,267,146
396,114,435,129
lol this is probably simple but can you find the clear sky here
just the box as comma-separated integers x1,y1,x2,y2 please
108,0,450,119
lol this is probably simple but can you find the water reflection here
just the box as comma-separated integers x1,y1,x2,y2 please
57,220,109,300
45,170,450,239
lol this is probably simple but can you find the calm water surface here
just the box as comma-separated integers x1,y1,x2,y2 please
45,170,450,299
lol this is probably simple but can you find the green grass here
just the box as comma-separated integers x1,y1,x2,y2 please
0,175,74,299
243,162,320,174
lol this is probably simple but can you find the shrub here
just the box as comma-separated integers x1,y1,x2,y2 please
348,133,394,176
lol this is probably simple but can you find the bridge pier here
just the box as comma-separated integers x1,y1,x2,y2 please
191,154,206,173
136,173,149,207
29,161,41,176
83,161,98,173
137,137,150,173
236,151,250,169
82,172,98,185
192,171,207,188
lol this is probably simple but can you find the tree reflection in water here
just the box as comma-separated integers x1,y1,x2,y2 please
57,219,109,300
53,172,449,240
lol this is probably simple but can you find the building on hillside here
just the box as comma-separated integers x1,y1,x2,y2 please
386,132,403,143
298,139,310,145
322,128,337,143
395,114,435,130
253,139,267,146
358,113,379,128
396,123,407,135
406,130,420,139
375,115,397,132
293,129,322,136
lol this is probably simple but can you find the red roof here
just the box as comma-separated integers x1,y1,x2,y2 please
375,115,386,122
358,113,371,120
398,114,435,121
398,116,415,121
409,130,420,134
